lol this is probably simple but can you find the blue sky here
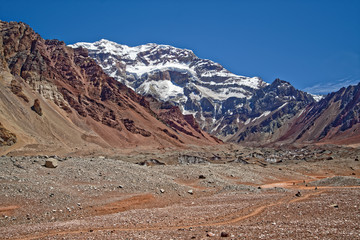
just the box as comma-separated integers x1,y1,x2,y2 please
1,0,359,94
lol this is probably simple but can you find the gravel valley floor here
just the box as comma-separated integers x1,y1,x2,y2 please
1,145,359,239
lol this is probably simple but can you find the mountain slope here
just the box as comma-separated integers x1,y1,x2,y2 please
223,79,315,143
286,83,360,145
229,82,360,146
0,21,219,156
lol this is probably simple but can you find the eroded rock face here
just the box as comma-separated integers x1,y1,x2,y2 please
10,79,29,102
122,119,151,137
0,122,16,146
0,21,159,134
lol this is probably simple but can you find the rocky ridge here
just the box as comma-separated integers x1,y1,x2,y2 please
282,82,360,145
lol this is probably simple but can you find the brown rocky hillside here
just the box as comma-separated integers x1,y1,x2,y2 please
0,21,219,156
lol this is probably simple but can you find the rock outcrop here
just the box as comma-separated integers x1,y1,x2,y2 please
0,122,16,146
31,99,42,116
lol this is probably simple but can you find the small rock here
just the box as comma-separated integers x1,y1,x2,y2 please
199,175,206,179
295,191,301,197
221,232,229,237
330,204,339,208
207,232,215,237
188,190,193,195
45,158,58,168
160,189,165,193
117,185,123,189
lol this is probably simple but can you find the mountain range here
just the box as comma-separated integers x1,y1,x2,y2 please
0,21,359,154
70,39,360,146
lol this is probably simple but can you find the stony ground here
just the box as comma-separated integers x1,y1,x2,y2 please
0,145,359,239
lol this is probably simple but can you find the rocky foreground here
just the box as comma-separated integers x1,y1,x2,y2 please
0,145,359,239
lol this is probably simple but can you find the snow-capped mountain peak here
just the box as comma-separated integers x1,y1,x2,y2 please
69,39,269,132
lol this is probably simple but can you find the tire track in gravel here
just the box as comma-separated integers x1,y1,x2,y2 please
12,190,327,240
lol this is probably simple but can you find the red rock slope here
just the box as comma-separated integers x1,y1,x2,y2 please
0,21,219,155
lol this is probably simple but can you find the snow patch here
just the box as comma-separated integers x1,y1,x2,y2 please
278,102,288,109
195,85,247,100
137,80,185,102
252,111,271,122
311,94,324,102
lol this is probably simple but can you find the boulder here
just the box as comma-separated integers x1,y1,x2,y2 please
45,158,58,168
31,99,43,116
